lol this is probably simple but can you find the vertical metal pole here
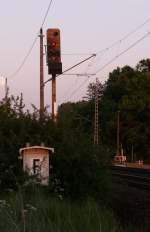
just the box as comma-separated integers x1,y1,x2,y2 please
131,144,134,162
116,110,120,155
52,74,56,121
94,78,99,145
5,77,8,100
39,28,44,118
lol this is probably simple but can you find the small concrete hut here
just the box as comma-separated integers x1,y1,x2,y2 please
19,145,54,185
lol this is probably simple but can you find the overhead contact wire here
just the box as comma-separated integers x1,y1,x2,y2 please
96,17,150,55
95,31,150,74
65,31,150,102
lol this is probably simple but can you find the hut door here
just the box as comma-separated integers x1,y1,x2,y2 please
33,159,40,174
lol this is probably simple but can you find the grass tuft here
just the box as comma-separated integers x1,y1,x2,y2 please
0,187,135,232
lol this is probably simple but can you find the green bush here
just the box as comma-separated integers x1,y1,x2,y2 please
50,135,112,202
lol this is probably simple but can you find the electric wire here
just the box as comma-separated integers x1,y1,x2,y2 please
62,76,91,103
8,0,53,79
88,17,150,71
63,17,150,58
72,17,150,80
96,17,150,55
59,55,96,102
8,37,38,79
95,31,150,74
62,53,93,56
44,53,96,85
41,0,53,28
62,60,96,102
7,15,150,79
61,16,150,75
61,18,150,102
64,30,150,102
61,73,95,102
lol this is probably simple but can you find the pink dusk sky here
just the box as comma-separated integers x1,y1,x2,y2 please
0,0,150,112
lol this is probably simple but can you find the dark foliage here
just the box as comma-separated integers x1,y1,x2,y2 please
0,94,111,203
100,60,150,160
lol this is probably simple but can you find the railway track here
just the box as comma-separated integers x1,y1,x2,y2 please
111,165,150,191
111,166,150,231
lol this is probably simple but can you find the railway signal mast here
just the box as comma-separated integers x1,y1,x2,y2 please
47,28,62,121
39,28,44,118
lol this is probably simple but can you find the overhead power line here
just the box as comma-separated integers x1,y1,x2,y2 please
64,30,150,102
62,53,93,56
61,17,150,59
44,54,96,85
96,17,150,55
41,0,53,28
62,17,150,59
80,17,150,74
62,73,95,76
7,14,150,79
65,18,150,84
8,37,38,79
95,31,150,74
61,73,95,102
63,77,92,103
8,0,53,79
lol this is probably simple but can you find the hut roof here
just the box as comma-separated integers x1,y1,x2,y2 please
19,146,54,155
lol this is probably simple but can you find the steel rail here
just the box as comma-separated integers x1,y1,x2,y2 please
111,166,150,191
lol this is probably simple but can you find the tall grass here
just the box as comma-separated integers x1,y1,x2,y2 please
0,187,134,232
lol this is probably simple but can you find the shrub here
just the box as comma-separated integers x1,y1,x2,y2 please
50,136,112,202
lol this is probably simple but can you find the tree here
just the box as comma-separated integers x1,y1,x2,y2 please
57,101,93,138
0,94,56,189
86,79,104,101
136,58,150,72
101,60,150,161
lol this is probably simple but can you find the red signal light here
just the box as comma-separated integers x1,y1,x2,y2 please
47,28,62,74
51,41,56,47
